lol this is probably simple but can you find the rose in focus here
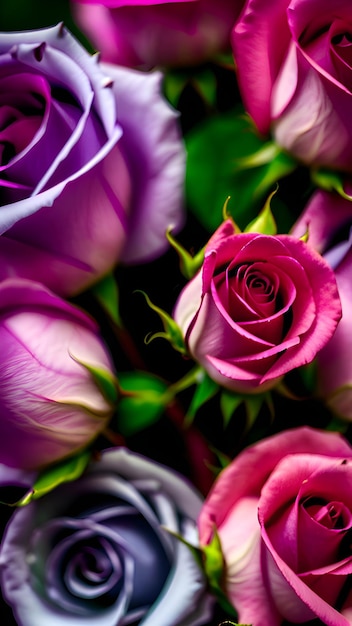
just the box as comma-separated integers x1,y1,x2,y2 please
0,25,185,296
0,447,212,626
232,0,352,171
72,0,242,68
173,219,341,393
292,190,352,420
199,426,352,625
0,278,116,470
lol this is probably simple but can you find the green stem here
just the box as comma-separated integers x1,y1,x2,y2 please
165,365,204,402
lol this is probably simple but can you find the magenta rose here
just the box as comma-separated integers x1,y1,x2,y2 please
0,278,116,470
199,426,352,625
292,190,352,420
232,0,352,171
72,0,242,68
0,448,213,626
0,25,185,296
173,219,341,393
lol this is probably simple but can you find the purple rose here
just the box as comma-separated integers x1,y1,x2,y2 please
0,25,185,296
232,0,352,171
0,448,213,626
72,0,242,68
0,278,116,470
174,219,341,393
199,427,352,625
292,190,352,420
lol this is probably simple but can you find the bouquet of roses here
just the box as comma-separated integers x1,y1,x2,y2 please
1,1,352,625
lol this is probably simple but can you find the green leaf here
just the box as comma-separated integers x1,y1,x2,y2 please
116,372,170,436
91,273,122,327
311,169,352,201
244,187,278,235
18,451,91,506
185,372,219,425
185,109,296,233
166,228,205,279
136,290,186,355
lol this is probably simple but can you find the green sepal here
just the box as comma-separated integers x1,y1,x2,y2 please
244,187,278,235
244,392,274,429
166,228,205,279
91,272,122,327
297,359,318,394
204,445,232,479
161,526,203,567
220,390,244,428
235,141,282,168
163,67,217,108
191,68,217,107
185,371,219,425
136,290,187,355
73,357,119,406
18,451,91,506
220,389,274,429
163,70,190,108
116,371,170,436
311,169,352,201
202,528,237,618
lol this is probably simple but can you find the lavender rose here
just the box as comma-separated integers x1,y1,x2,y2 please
0,448,213,626
292,190,352,420
199,427,352,626
232,0,352,171
173,218,341,393
72,0,242,69
0,278,116,470
0,25,185,296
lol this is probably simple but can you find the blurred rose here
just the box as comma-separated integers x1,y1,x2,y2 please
232,0,352,171
0,447,213,626
292,190,352,419
199,426,352,625
0,278,116,470
0,25,185,296
173,219,341,393
72,0,242,68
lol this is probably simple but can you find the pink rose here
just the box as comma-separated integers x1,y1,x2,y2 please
199,426,352,626
173,219,341,393
0,278,116,470
232,0,352,171
292,190,352,420
72,0,242,68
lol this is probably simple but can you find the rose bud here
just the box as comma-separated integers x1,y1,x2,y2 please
174,219,341,393
199,427,352,626
0,448,213,626
0,278,116,470
72,0,243,69
232,0,352,172
0,25,185,296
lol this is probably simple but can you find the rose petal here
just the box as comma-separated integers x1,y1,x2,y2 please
104,64,186,264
